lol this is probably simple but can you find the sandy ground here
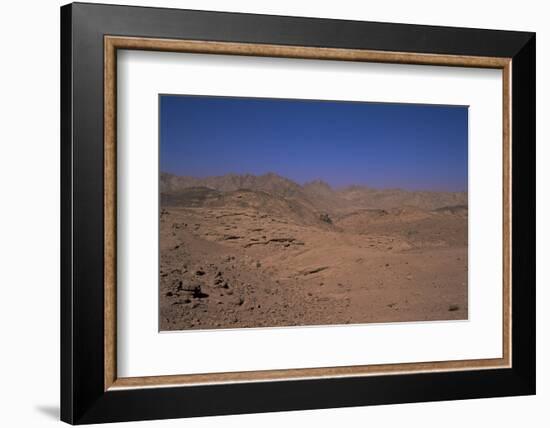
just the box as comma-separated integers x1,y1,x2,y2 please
159,189,467,331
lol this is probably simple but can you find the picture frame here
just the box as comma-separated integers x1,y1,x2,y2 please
60,2,535,424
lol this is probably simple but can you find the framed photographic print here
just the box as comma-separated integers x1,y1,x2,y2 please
60,2,536,424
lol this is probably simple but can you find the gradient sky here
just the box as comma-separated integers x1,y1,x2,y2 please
160,95,468,192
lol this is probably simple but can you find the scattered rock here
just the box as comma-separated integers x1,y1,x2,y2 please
191,285,209,299
319,213,333,224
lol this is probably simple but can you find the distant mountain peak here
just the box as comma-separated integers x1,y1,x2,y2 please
304,179,332,190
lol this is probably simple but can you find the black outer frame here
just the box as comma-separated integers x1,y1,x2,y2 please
60,2,535,424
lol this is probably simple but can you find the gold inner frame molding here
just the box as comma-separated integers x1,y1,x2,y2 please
104,35,512,391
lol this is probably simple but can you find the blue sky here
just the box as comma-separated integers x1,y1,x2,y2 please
160,95,468,192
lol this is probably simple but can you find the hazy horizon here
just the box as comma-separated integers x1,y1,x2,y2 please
160,95,468,192
160,170,468,194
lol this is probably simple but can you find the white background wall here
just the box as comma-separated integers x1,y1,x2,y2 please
0,0,546,426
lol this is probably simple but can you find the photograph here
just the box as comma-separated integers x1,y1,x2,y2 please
159,95,469,331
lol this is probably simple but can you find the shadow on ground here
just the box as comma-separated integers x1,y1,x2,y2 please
35,405,59,420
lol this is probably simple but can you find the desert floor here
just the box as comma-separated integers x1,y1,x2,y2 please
159,189,467,331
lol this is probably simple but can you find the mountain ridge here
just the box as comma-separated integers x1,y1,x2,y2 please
160,171,467,212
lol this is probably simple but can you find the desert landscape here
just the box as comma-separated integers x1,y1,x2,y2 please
159,172,468,331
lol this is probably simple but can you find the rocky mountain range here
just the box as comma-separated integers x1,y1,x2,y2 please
160,172,467,215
